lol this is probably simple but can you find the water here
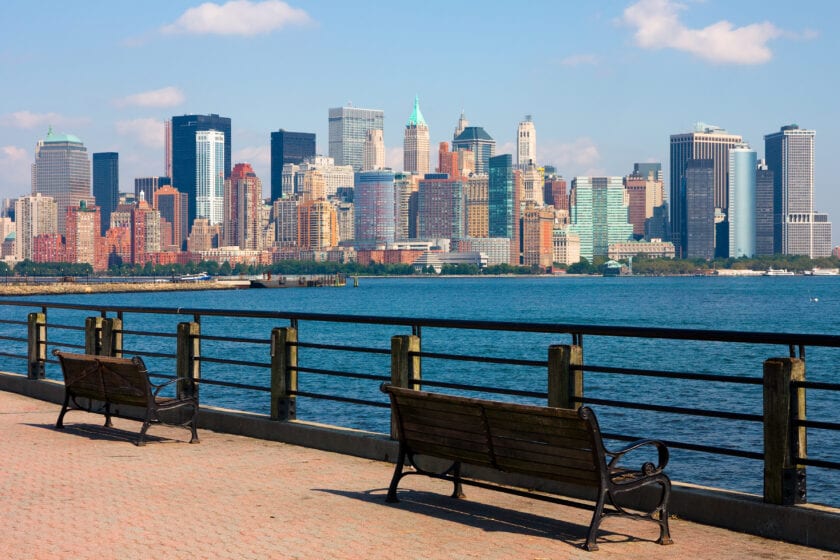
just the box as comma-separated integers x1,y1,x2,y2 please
5,275,839,506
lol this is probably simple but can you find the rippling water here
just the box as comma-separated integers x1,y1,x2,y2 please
6,275,839,506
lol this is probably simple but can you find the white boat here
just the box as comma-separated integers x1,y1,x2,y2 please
178,272,212,282
806,268,839,276
763,268,795,276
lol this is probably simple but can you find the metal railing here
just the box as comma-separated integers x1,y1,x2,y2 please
0,298,838,508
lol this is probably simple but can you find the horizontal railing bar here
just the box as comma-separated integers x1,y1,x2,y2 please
201,334,270,345
0,319,28,326
47,324,85,332
291,390,390,409
120,329,176,339
415,379,546,399
583,364,764,385
48,342,86,351
795,381,840,392
601,432,764,460
3,299,839,347
196,378,269,392
120,349,177,360
0,335,28,343
798,419,840,431
579,396,764,423
416,350,546,368
797,457,840,470
198,356,271,368
293,366,390,383
0,352,27,360
295,341,391,355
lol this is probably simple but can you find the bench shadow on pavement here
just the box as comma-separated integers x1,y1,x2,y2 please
315,487,651,549
26,422,171,445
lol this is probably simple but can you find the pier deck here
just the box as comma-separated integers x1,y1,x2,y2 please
0,389,834,559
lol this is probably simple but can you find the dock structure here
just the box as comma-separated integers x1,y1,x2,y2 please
0,388,834,559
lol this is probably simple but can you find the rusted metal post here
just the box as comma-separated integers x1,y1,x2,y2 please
176,321,200,401
84,317,104,355
27,312,46,379
270,327,298,420
548,344,583,409
101,317,123,358
763,357,806,505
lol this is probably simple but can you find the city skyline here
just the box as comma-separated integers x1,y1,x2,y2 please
0,1,837,243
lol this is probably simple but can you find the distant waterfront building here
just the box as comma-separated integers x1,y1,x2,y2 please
328,105,384,171
394,172,419,241
15,194,58,261
134,176,170,206
607,240,675,260
65,202,103,270
453,111,468,140
32,130,93,235
670,123,742,257
363,129,385,171
298,199,338,250
195,130,225,226
684,159,715,260
517,115,536,167
453,126,496,175
568,177,633,262
273,198,299,249
521,163,543,206
164,120,172,178
130,195,161,265
270,130,315,202
153,185,188,251
645,203,670,242
521,204,554,269
354,170,396,248
552,228,581,266
404,96,430,176
624,165,664,239
544,175,568,213
417,174,465,240
728,144,757,258
454,237,512,267
754,160,774,256
488,155,519,265
287,156,355,200
92,152,118,236
224,163,263,250
171,114,232,228
465,174,489,238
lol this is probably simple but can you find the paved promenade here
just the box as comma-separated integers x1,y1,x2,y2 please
0,390,835,559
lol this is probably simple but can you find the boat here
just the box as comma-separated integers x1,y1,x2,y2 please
763,268,795,276
178,272,212,282
805,268,839,276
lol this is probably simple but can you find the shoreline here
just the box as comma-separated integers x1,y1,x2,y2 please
0,280,245,297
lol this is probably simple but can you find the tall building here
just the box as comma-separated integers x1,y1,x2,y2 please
224,163,263,250
164,119,172,178
521,204,554,269
764,125,826,257
465,174,489,238
728,145,757,258
363,129,385,171
404,95,430,176
488,155,520,265
354,170,396,248
65,202,102,270
624,165,664,239
670,123,742,257
134,176,170,204
195,130,225,226
517,115,536,167
153,185,188,251
273,198,299,249
521,163,543,206
270,130,315,202
634,162,663,182
130,196,161,265
684,159,715,260
171,114,232,227
15,194,58,261
754,160,774,257
328,105,384,171
417,174,465,240
568,177,634,262
92,152,118,236
544,175,568,213
453,111,468,140
298,199,338,250
453,126,496,175
394,172,419,241
32,130,93,235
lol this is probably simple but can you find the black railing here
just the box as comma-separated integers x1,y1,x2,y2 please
0,298,838,508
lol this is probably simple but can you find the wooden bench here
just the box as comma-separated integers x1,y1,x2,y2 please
382,384,672,551
53,350,199,446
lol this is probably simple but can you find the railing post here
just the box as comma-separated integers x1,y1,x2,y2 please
84,317,104,355
270,327,297,420
763,357,806,505
101,318,123,358
176,321,200,400
548,344,583,409
27,312,46,379
391,335,421,389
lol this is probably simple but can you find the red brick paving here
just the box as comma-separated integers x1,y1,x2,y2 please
0,390,835,559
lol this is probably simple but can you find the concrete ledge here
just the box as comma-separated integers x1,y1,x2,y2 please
2,372,838,552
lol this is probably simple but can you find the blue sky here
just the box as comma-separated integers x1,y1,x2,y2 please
1,0,837,243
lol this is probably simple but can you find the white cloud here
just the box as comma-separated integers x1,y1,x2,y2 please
0,110,89,130
233,145,271,167
541,138,601,171
115,87,185,108
621,0,783,64
0,146,32,197
162,0,312,36
560,54,600,67
115,118,165,149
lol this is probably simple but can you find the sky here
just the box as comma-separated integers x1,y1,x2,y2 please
1,0,838,244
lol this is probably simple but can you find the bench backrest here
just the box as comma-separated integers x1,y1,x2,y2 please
55,351,152,407
384,385,606,488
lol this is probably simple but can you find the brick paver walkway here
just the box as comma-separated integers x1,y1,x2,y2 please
0,390,835,559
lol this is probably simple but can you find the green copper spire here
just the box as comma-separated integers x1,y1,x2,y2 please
407,95,427,127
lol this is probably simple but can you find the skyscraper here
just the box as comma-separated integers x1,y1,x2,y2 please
727,145,757,258
363,129,385,171
417,174,464,240
15,194,57,261
568,177,634,261
670,123,742,257
453,126,496,175
624,165,664,240
134,176,170,204
224,163,263,250
65,201,102,270
328,105,384,171
171,114,232,227
153,185,188,251
404,96,430,176
195,130,225,226
32,130,93,235
764,125,820,257
684,159,715,260
270,130,315,202
488,155,514,239
354,170,396,248
92,152,118,236
754,160,774,257
517,115,536,167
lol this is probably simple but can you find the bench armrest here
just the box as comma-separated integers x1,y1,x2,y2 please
151,377,197,399
606,439,669,474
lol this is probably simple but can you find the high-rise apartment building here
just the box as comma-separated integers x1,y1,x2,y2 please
684,159,715,260
298,200,338,250
754,160,774,257
521,204,554,269
568,177,633,262
764,125,828,257
153,185,188,251
273,198,299,249
224,163,263,250
285,156,355,200
624,165,664,239
270,130,315,202
728,145,757,258
363,129,385,171
354,170,396,248
65,202,103,270
92,152,118,236
488,155,520,265
328,105,384,171
670,123,742,257
544,175,568,213
453,126,496,176
171,114,232,227
15,194,58,261
195,130,225,226
394,172,419,241
517,115,536,167
32,130,93,235
465,174,489,238
404,96,430,176
417,174,465,240
130,198,161,265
